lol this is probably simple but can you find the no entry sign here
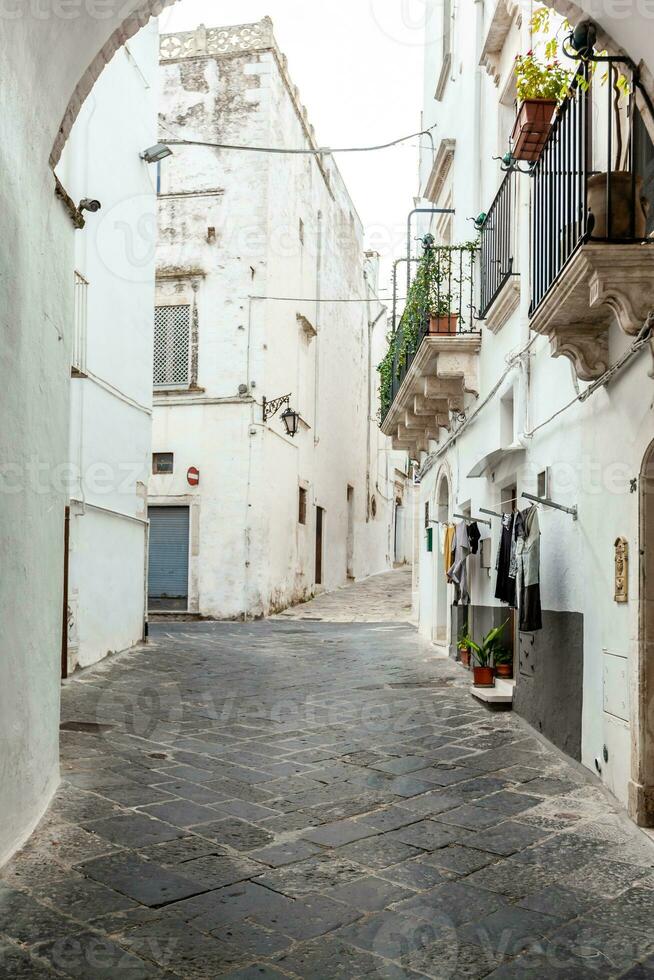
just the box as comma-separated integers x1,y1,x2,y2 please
187,466,200,487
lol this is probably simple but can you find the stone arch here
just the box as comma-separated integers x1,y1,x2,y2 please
49,0,179,168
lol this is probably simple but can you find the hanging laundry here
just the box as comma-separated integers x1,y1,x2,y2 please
515,505,542,632
443,524,455,583
495,513,517,607
466,521,481,555
447,521,470,605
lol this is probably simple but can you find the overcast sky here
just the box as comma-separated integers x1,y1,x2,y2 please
159,0,426,297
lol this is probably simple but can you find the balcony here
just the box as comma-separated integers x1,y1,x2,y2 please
479,171,520,331
529,59,654,380
379,243,481,456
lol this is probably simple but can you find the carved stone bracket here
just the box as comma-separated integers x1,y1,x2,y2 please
380,334,482,457
529,244,654,380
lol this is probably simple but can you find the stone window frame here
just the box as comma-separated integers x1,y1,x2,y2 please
154,273,204,394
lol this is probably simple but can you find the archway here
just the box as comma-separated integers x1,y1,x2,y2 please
433,470,451,646
632,439,654,826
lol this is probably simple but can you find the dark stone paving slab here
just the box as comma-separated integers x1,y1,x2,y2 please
3,613,654,977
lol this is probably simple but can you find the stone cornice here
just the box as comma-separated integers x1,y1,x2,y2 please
423,139,456,204
479,0,523,85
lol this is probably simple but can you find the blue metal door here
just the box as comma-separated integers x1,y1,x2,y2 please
148,506,189,610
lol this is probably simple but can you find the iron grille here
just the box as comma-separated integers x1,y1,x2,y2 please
480,172,516,317
154,305,191,387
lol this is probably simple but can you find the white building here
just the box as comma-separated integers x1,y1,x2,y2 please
54,24,159,674
381,0,654,824
148,20,408,620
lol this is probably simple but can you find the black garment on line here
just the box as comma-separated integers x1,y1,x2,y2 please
467,521,481,555
495,513,517,607
514,507,543,633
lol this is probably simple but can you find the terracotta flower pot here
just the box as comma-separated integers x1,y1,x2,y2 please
495,663,513,679
459,648,470,669
511,98,557,162
587,172,648,239
429,313,458,335
473,666,495,688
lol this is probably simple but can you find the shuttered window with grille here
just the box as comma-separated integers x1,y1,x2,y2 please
153,305,191,387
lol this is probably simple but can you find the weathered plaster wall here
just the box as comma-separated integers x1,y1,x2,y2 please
151,24,406,619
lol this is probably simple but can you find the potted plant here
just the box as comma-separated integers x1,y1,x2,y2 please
585,71,648,239
469,622,509,688
429,297,458,336
493,646,514,679
511,52,573,161
457,627,473,669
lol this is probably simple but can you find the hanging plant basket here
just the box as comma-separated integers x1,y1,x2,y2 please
511,98,557,162
429,313,459,335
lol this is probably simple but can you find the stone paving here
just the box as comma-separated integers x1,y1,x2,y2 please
273,567,414,623
3,580,654,977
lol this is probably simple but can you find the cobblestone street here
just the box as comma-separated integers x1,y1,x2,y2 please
2,573,654,978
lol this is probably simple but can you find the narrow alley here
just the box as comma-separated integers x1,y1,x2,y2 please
2,572,654,979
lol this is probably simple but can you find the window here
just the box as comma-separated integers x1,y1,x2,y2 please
72,271,88,376
154,305,191,387
435,0,453,101
537,469,550,498
153,453,174,475
298,486,307,525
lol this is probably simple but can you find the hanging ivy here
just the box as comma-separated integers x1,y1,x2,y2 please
377,241,478,420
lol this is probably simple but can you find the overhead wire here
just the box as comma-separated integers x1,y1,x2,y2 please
158,121,439,156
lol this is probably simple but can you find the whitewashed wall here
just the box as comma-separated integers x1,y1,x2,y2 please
56,23,158,671
413,0,654,810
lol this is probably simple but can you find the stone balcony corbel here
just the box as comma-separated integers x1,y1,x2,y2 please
381,334,482,452
529,243,654,381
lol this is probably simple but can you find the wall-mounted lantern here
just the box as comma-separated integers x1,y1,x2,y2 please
263,394,300,437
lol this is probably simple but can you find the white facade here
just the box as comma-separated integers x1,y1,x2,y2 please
55,24,159,672
149,21,407,620
384,0,654,822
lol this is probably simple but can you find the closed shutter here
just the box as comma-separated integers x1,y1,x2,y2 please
148,506,190,608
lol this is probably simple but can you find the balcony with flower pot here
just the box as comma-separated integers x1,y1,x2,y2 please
379,242,481,457
527,52,654,380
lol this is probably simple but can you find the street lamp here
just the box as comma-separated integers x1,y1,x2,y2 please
281,405,300,437
140,143,173,164
262,394,300,437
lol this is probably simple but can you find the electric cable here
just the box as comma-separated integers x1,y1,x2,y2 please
158,121,438,156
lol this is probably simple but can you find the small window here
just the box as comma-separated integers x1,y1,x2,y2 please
298,486,308,525
154,305,191,388
537,469,550,498
299,217,305,245
153,452,174,475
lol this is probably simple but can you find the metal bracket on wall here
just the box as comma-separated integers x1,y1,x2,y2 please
522,491,578,520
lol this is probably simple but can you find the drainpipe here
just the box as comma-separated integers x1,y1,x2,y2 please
313,209,323,443
473,0,485,218
364,266,388,523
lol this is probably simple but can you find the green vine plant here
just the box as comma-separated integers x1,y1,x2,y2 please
377,242,478,421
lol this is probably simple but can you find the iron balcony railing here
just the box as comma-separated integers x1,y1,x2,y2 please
479,171,516,317
531,59,654,314
381,244,478,422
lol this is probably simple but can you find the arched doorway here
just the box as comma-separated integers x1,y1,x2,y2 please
433,471,451,646
632,439,654,825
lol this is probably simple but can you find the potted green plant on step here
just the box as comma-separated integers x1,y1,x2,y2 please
457,627,474,669
469,621,509,688
493,645,514,679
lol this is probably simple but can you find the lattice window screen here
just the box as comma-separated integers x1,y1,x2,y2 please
154,305,191,387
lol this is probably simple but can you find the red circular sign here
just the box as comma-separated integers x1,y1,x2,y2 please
187,466,200,487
